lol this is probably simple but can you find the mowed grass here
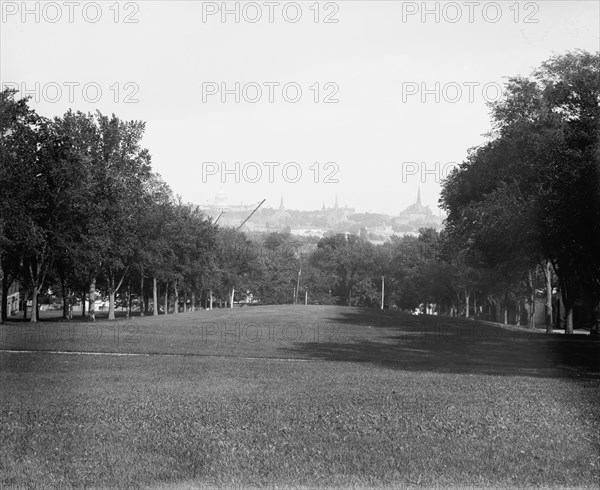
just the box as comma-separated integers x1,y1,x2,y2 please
1,305,599,489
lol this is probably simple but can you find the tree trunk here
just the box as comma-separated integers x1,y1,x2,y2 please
67,289,73,320
164,282,169,315
153,277,158,316
81,290,86,317
107,270,127,321
545,260,553,333
529,297,535,329
88,277,96,322
22,291,27,320
1,272,10,322
30,289,39,322
174,280,179,314
558,282,574,334
503,303,508,325
108,283,116,321
558,292,565,329
126,284,131,319
140,270,145,317
528,269,535,329
29,282,42,322
28,259,47,323
108,289,115,320
191,292,195,312
473,294,477,319
230,288,235,308
590,302,599,336
209,289,213,310
61,275,68,319
566,308,574,335
465,291,470,318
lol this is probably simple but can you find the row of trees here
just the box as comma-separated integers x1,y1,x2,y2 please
0,90,534,325
440,50,600,334
0,91,222,322
219,51,599,334
1,51,598,334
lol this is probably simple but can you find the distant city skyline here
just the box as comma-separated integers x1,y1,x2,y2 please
197,181,444,239
199,186,444,216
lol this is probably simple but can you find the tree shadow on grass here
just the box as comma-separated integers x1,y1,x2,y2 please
281,309,600,380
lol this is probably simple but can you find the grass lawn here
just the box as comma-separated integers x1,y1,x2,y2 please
1,305,599,488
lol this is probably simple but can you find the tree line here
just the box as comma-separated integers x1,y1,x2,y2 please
1,51,598,334
440,50,600,334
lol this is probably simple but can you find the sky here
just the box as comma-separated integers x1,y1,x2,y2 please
1,0,599,214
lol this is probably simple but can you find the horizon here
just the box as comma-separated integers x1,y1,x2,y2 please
196,186,446,216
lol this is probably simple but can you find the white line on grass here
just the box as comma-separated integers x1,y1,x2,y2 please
0,349,318,362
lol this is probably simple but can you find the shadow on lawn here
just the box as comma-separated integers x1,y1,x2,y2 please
282,309,600,379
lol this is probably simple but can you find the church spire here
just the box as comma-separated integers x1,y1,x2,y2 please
279,194,285,211
416,186,422,206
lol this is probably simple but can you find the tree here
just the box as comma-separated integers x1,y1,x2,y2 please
349,279,379,307
0,92,61,322
441,50,600,334
89,113,152,320
0,90,35,321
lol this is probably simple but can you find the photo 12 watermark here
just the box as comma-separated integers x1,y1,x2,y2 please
196,321,342,344
400,1,540,24
401,81,505,104
201,161,340,184
0,321,140,346
401,161,459,183
397,320,524,344
201,82,339,104
1,1,140,24
200,1,340,24
1,81,140,104
401,161,500,185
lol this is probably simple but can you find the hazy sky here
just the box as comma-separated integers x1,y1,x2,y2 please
2,1,599,213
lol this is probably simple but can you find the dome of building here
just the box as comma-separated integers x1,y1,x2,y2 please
215,188,228,206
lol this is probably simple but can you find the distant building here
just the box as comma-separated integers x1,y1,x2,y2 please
395,187,443,230
199,189,259,227
0,277,20,317
322,194,354,228
268,195,293,229
290,227,327,238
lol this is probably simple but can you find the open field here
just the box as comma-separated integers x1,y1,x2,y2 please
1,305,599,488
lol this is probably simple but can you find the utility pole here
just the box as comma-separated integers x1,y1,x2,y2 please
295,267,301,305
381,276,385,310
